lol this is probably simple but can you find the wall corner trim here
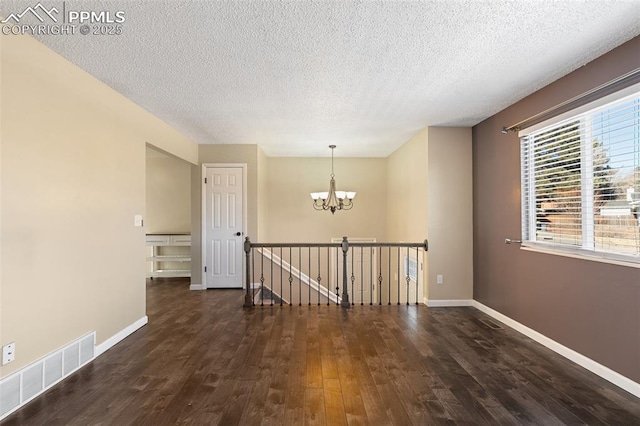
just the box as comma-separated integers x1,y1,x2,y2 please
95,316,148,357
189,283,205,291
472,301,640,399
426,299,474,307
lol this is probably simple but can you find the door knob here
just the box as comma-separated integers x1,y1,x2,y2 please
236,232,242,236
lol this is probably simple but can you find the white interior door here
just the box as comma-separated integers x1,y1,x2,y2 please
204,166,244,288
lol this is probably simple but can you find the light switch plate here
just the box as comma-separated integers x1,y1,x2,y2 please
134,214,143,227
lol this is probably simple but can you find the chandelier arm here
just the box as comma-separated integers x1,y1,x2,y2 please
313,199,326,210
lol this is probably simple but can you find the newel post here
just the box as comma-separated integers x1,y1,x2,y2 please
340,236,351,308
243,236,253,308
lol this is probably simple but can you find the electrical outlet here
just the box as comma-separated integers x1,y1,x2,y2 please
2,342,15,365
134,214,143,227
437,274,444,285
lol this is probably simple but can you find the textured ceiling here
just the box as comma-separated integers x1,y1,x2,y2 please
2,1,640,157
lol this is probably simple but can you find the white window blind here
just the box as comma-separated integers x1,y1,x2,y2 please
521,89,640,263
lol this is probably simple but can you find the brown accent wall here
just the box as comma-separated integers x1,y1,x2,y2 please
473,36,640,382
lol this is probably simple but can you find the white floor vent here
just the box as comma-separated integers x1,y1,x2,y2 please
0,332,95,421
44,352,63,388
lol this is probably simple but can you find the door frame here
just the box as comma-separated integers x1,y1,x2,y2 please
201,163,248,289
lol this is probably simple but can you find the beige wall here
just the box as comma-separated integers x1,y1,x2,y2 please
387,128,429,240
257,148,269,242
386,129,429,299
266,157,387,243
0,34,197,377
427,127,473,300
386,127,473,302
145,147,191,233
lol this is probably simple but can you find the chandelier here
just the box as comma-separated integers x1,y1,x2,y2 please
310,145,356,214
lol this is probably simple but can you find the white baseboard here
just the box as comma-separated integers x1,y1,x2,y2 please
189,283,205,291
425,299,474,307
472,300,640,399
95,316,148,357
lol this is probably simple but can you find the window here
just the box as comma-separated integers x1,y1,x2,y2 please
521,86,640,263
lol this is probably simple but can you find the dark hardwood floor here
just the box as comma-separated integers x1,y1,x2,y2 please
3,278,640,425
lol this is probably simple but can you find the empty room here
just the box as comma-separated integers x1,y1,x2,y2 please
1,1,639,424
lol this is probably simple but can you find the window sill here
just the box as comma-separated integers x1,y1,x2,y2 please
520,243,640,269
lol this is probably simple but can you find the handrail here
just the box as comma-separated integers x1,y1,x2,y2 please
249,242,341,248
249,240,428,249
243,236,429,308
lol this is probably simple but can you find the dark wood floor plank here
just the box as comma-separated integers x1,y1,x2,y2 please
331,324,369,426
283,310,309,425
370,326,441,423
319,316,340,380
448,308,615,424
434,308,591,425
305,310,324,388
357,313,414,425
237,311,283,425
251,309,302,425
323,378,347,426
375,310,461,424
304,387,327,426
171,373,221,425
425,310,557,424
341,313,393,425
216,379,254,426
3,278,639,426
